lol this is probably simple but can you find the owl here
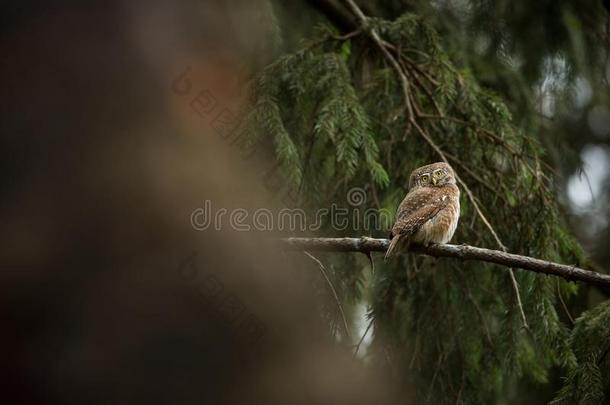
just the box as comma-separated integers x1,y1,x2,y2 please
385,162,460,259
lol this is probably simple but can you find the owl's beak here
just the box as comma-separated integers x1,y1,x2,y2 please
431,177,437,185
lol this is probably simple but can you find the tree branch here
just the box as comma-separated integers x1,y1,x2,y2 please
281,237,610,290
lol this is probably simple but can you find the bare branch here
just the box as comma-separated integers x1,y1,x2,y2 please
282,237,610,290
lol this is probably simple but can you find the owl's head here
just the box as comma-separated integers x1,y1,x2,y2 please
408,162,456,189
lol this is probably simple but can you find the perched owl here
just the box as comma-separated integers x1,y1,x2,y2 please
385,162,460,259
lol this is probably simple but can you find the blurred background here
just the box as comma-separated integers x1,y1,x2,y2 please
0,1,398,404
1,1,609,404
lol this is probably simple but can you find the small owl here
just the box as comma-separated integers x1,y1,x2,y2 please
385,162,460,259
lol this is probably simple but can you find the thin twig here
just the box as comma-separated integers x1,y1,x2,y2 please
426,340,446,403
556,279,575,325
353,316,374,357
401,54,440,86
419,114,553,189
442,150,509,205
304,251,352,339
342,0,414,121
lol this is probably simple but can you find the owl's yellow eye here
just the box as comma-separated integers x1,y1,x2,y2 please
433,169,443,177
421,174,430,183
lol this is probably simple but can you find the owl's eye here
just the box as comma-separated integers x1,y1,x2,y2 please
421,174,430,183
433,169,444,177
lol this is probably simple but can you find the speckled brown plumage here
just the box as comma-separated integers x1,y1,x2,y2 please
385,162,460,259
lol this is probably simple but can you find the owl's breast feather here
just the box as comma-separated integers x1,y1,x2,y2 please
412,193,460,245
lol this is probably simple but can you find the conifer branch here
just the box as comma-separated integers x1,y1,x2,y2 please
281,237,610,290
340,0,530,328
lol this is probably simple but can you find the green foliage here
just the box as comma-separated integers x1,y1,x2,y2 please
247,2,610,403
242,35,390,202
552,300,610,404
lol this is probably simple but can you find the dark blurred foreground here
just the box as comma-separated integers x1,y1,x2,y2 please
0,2,404,404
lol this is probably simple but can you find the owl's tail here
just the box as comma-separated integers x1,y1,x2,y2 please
384,235,402,261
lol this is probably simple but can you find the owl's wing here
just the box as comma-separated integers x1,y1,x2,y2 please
391,188,449,238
